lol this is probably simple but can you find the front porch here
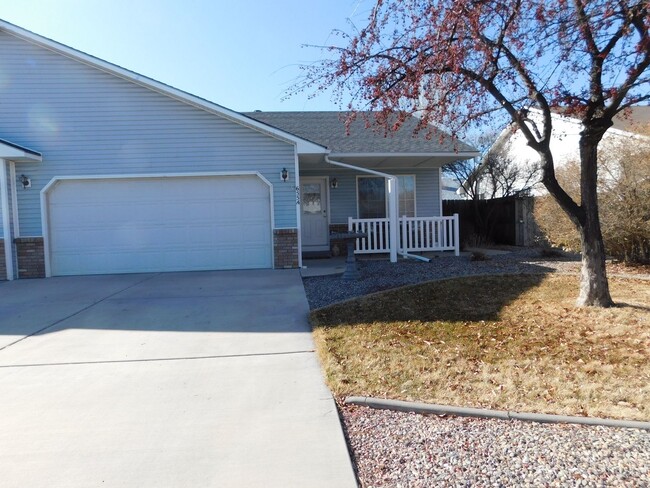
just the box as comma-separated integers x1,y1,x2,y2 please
299,169,461,262
242,110,479,268
347,215,460,257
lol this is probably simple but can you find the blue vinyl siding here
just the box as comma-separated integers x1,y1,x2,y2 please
300,167,441,223
0,31,297,235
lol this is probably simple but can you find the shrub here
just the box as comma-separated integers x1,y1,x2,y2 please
470,251,490,261
534,126,650,264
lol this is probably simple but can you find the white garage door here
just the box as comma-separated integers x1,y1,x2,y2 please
46,175,273,276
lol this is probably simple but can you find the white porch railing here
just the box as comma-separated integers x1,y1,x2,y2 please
348,214,460,256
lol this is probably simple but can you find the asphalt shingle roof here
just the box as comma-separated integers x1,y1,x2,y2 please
612,106,650,133
243,111,476,154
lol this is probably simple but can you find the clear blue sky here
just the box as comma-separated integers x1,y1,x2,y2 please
0,0,371,111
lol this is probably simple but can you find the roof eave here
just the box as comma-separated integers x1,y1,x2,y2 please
0,139,42,162
330,151,479,159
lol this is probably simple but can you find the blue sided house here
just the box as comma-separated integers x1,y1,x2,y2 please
0,19,477,280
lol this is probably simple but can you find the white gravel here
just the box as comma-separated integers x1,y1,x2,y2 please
303,248,581,310
341,405,650,488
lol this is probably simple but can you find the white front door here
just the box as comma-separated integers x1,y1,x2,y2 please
301,177,329,251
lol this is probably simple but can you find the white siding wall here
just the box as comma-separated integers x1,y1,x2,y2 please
0,31,297,235
300,167,441,223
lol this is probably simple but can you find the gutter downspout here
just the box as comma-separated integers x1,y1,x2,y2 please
325,156,398,263
0,158,14,280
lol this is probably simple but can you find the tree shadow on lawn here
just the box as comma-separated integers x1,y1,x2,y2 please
311,273,548,327
614,301,650,312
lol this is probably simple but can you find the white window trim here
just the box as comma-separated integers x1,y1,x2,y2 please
356,174,417,218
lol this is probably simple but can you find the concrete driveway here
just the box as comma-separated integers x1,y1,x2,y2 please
0,270,357,488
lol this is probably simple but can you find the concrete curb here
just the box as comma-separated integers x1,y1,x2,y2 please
345,396,650,431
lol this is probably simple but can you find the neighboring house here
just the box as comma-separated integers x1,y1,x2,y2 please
0,20,478,280
441,177,464,200
470,106,650,198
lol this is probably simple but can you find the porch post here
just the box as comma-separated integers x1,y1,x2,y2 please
453,213,460,256
387,176,398,263
0,158,14,280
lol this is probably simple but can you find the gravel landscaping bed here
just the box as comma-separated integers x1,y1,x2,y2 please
342,405,650,487
303,248,582,310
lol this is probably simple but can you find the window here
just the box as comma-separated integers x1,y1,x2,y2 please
398,175,416,217
302,183,322,214
357,175,416,218
357,177,386,218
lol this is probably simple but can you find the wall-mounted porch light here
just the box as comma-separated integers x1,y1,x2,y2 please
280,168,289,182
330,178,338,189
19,174,31,189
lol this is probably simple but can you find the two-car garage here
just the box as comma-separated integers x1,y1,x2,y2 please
43,174,273,276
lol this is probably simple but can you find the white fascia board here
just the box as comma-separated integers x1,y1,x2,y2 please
294,140,328,154
0,20,327,155
0,143,42,163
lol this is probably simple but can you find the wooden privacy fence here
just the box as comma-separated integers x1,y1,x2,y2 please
443,196,539,247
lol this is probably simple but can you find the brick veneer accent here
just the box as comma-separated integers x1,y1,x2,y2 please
15,237,45,278
0,239,6,280
273,229,299,269
329,223,349,257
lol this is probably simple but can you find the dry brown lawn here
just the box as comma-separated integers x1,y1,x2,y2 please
310,274,650,421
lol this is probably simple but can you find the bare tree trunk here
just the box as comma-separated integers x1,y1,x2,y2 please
577,134,613,307
540,130,614,307
577,213,613,306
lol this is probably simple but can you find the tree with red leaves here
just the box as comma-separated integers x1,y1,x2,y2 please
298,0,650,307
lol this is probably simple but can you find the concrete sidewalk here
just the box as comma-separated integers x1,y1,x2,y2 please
0,270,357,488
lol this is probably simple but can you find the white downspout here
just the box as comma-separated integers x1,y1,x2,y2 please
325,156,398,263
0,158,14,280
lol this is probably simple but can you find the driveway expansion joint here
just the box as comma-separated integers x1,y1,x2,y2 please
345,396,650,431
0,273,162,353
0,349,316,369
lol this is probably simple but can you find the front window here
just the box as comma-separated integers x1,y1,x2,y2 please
357,177,386,218
357,175,416,218
398,175,416,217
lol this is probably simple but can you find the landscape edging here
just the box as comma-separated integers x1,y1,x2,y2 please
345,396,650,430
